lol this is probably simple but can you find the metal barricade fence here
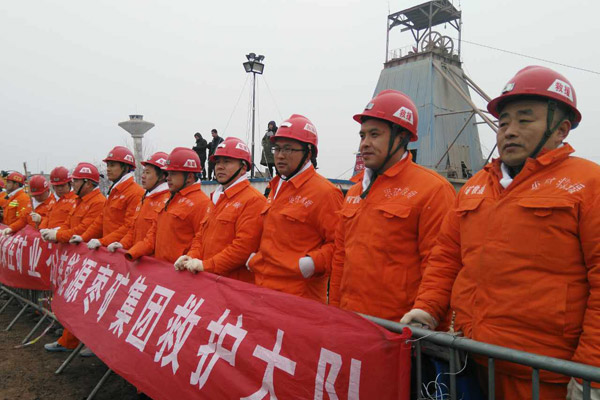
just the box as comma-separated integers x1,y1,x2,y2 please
0,284,56,342
3,284,599,400
364,314,600,400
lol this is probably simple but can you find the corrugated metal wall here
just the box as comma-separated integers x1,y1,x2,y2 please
374,56,485,176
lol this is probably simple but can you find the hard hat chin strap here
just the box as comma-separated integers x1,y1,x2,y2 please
220,163,245,187
361,125,408,199
107,164,130,196
530,100,563,160
164,172,192,211
278,144,311,181
76,179,87,197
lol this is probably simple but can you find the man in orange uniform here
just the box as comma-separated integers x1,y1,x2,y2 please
177,137,266,283
329,90,455,321
41,163,106,244
107,152,170,252
247,114,343,303
1,172,31,235
43,163,106,352
402,66,599,399
39,166,78,230
126,148,210,263
6,175,56,233
70,146,144,249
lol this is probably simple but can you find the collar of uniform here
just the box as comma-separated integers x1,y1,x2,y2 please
178,182,202,197
81,188,101,202
62,191,78,200
286,164,316,189
32,192,53,209
486,143,574,177
7,187,23,198
377,150,412,179
224,177,250,199
146,182,169,198
111,173,135,194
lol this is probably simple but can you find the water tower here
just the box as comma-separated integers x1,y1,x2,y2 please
376,0,498,183
118,115,155,183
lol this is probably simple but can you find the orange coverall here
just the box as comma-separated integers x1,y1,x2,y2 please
39,191,78,229
119,187,170,249
55,189,106,243
2,189,31,227
187,179,266,283
81,176,144,245
127,183,210,263
248,166,343,303
56,189,106,349
413,144,600,397
330,153,456,320
9,193,56,232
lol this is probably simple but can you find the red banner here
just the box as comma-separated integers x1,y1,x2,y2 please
3,227,412,400
0,225,52,290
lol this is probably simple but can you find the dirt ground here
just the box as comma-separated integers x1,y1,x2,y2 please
0,294,139,400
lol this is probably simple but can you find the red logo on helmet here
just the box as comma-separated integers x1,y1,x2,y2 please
155,158,167,166
235,142,250,152
80,167,92,174
304,123,317,136
124,154,134,162
183,159,197,168
547,79,574,102
393,107,414,124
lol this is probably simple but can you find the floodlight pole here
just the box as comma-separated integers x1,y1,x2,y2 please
243,53,264,179
251,71,256,178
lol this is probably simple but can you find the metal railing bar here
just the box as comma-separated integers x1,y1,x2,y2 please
583,380,591,400
416,340,423,399
488,357,495,400
55,342,84,375
0,295,15,314
532,368,539,400
21,313,48,344
449,348,457,400
361,314,600,383
86,368,113,400
5,303,29,331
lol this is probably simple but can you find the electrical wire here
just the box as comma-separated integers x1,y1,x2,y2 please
223,74,250,136
457,38,600,76
261,75,284,121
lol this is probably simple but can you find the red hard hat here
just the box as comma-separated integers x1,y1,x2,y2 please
103,146,136,169
141,151,169,169
50,166,71,185
29,175,50,195
6,172,26,184
271,114,319,156
71,162,100,183
164,147,202,173
487,65,582,128
353,89,419,142
209,137,252,168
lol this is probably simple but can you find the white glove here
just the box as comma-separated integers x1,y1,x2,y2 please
186,258,204,274
245,253,256,270
107,242,123,253
400,308,438,330
41,229,57,242
298,256,315,278
30,212,42,223
69,235,83,244
174,255,190,271
566,377,600,400
87,239,102,250
1,228,13,236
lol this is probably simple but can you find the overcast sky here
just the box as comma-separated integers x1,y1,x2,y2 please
1,0,598,179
